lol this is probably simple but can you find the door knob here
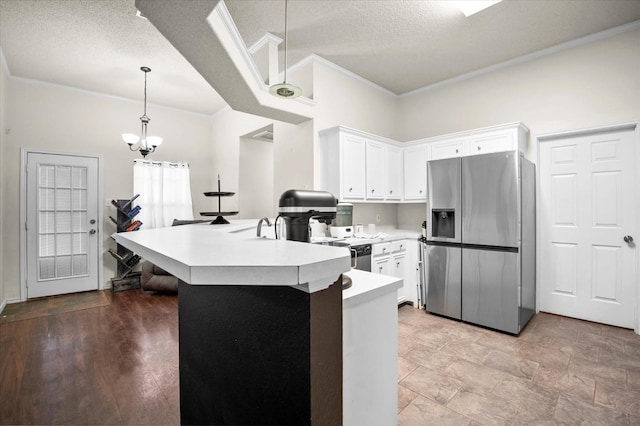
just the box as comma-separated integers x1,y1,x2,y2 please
89,229,96,235
90,219,96,224
623,235,634,243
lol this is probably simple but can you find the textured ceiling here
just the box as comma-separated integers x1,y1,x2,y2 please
1,0,640,115
226,0,640,95
0,0,224,115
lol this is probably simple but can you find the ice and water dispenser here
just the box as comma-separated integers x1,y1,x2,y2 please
431,209,455,239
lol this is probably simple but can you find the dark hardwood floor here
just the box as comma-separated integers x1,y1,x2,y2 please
0,290,180,425
3,288,639,425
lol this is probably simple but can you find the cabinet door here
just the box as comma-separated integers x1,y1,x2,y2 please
373,256,390,275
431,139,465,161
467,130,515,156
365,141,385,200
385,146,402,200
392,253,406,303
341,134,366,200
403,146,428,200
403,241,419,305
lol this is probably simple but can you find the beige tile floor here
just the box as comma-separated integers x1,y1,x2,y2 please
397,305,640,425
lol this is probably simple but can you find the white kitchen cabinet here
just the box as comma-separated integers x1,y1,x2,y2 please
319,123,528,204
374,256,390,275
430,139,465,161
372,239,419,305
341,134,366,200
467,129,519,156
365,141,385,200
319,126,400,203
425,122,529,162
385,145,402,200
403,241,419,306
391,253,406,302
403,145,428,201
318,128,366,201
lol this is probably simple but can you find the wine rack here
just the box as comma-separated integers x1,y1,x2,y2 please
108,195,142,291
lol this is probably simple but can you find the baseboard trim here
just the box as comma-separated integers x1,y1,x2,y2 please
0,299,6,315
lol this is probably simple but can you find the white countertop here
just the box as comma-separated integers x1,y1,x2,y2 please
113,223,351,292
342,269,402,308
344,227,421,246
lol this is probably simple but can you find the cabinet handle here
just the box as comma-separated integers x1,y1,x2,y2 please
455,149,458,153
477,146,481,151
396,262,400,267
378,267,383,273
371,189,375,193
419,190,423,194
382,247,387,252
389,190,393,194
400,245,404,250
349,187,353,192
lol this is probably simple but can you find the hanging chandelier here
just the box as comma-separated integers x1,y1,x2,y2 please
269,0,301,99
122,66,163,157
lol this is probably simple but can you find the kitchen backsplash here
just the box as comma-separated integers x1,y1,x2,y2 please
350,203,427,231
397,203,426,231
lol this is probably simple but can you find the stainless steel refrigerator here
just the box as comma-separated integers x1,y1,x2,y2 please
425,151,535,334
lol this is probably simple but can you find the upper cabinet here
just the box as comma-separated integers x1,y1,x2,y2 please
403,145,428,201
318,122,528,203
385,146,403,201
428,123,529,161
319,127,399,202
318,128,366,201
365,141,385,200
430,139,464,161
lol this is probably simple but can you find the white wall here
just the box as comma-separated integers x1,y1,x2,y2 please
238,137,274,219
210,60,402,226
0,50,8,310
209,108,272,213
2,78,213,300
399,28,640,152
397,27,640,228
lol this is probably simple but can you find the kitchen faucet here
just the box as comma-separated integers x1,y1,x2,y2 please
256,217,272,238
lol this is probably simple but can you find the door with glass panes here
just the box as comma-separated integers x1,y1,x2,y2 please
26,153,100,298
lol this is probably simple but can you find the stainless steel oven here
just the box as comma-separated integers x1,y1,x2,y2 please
350,243,372,272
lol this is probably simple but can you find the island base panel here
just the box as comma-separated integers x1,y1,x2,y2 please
178,279,343,426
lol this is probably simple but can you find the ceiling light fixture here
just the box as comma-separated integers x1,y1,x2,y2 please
122,66,163,158
269,0,301,99
455,0,502,17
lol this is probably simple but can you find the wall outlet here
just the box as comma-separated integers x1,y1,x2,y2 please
376,214,381,223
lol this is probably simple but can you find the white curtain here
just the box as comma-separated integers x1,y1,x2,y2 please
133,160,194,229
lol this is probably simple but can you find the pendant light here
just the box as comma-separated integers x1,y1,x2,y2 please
122,66,163,157
269,0,301,99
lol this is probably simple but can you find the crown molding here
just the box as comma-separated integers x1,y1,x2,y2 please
215,1,266,91
289,54,397,98
248,32,283,54
401,20,640,98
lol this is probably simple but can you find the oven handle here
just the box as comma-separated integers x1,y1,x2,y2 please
350,248,357,269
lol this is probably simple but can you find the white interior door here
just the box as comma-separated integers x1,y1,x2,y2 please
26,153,100,298
539,126,637,328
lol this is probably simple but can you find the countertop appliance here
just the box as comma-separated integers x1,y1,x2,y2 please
425,151,535,334
278,190,337,242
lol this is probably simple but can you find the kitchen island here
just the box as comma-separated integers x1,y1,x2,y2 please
113,223,401,425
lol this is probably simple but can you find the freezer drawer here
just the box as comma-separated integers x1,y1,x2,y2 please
426,244,461,320
462,248,519,334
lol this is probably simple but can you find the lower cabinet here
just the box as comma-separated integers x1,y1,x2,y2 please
372,240,418,305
